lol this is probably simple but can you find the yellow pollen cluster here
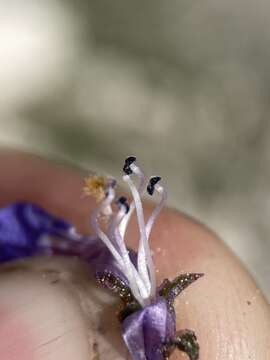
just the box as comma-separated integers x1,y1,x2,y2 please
83,175,107,202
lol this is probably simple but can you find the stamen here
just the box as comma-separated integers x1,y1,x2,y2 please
86,157,166,307
108,196,129,245
119,161,147,238
91,186,125,270
101,181,116,217
110,198,149,305
146,181,167,240
114,226,149,305
123,174,153,295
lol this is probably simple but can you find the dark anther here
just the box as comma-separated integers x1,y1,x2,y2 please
117,196,130,213
123,156,136,175
147,176,161,196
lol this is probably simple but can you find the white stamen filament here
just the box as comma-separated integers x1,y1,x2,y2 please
91,187,125,270
94,197,149,306
145,183,167,297
90,159,166,307
114,220,149,304
123,174,152,295
118,164,146,239
146,184,167,239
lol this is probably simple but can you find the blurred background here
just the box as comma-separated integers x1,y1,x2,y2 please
0,0,270,299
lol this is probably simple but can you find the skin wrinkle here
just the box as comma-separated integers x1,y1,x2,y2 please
0,263,94,360
52,263,125,357
32,259,123,359
3,257,128,359
37,334,67,348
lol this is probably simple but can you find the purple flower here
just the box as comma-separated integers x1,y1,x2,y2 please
0,156,203,360
89,157,203,359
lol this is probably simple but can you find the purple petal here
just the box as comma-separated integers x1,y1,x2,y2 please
0,202,127,284
122,298,176,360
0,202,74,262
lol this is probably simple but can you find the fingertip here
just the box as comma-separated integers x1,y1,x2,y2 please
0,260,92,360
153,208,270,359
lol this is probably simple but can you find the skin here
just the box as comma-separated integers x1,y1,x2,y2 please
0,149,269,360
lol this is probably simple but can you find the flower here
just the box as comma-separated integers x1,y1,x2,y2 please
88,156,203,360
0,156,203,360
89,156,166,307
